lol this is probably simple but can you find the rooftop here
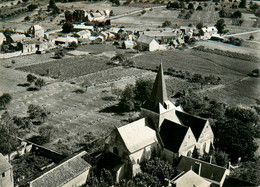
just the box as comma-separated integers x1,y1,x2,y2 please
117,118,158,153
0,153,12,173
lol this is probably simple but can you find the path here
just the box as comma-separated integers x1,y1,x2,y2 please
224,29,260,38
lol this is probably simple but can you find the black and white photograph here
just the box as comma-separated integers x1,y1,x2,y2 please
0,0,259,186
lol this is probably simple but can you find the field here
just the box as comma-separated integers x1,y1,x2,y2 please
131,49,260,106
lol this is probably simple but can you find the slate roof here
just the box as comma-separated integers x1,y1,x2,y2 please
117,118,158,153
0,153,12,173
159,119,188,153
175,110,207,141
144,31,176,38
177,156,227,183
97,152,124,171
30,151,91,187
172,170,211,187
137,34,154,44
149,63,168,109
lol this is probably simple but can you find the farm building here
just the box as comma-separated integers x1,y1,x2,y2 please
0,153,14,187
55,37,78,46
74,30,91,39
200,26,218,40
168,170,211,187
177,156,230,187
136,35,160,51
19,40,37,54
5,34,27,44
73,24,94,32
106,64,215,178
143,30,177,43
122,40,135,49
28,25,44,38
29,151,91,187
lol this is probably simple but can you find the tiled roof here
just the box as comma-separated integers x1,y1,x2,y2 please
117,118,158,153
0,153,11,173
159,119,188,153
30,151,91,187
172,170,211,187
177,156,227,183
10,34,26,42
175,110,207,141
144,31,176,38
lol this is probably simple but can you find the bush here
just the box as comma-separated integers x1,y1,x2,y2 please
26,87,39,91
27,74,37,83
27,4,38,11
196,5,203,10
17,83,31,87
0,93,12,109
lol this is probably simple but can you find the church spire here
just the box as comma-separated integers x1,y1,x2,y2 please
150,63,168,108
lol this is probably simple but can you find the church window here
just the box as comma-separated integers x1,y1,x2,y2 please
203,143,206,153
187,151,192,157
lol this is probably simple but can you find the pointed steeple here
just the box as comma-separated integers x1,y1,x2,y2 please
150,63,168,108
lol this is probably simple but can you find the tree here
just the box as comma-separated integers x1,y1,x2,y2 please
249,34,254,40
27,74,37,83
27,104,49,123
68,41,77,49
119,84,135,111
55,50,64,59
214,149,229,167
134,78,153,106
239,0,246,8
196,22,203,29
188,3,194,9
196,5,203,10
39,125,54,142
215,119,258,162
0,93,12,109
24,16,30,21
35,78,45,89
65,10,73,22
27,4,38,11
219,9,226,17
162,20,172,27
232,10,242,18
62,21,74,33
215,19,226,34
141,157,175,184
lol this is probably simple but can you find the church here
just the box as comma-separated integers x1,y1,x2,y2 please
105,63,214,181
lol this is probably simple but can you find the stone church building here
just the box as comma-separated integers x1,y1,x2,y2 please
106,63,214,181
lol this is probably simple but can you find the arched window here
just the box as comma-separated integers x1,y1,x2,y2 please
113,147,119,155
187,150,192,157
203,143,207,153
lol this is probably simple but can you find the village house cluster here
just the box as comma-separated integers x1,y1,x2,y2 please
0,64,236,187
0,7,220,58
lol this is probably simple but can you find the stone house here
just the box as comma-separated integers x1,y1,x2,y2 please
29,151,91,187
18,40,37,54
136,35,160,51
0,153,14,187
143,30,177,44
177,156,230,187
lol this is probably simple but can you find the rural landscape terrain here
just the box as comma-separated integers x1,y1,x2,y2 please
0,0,260,186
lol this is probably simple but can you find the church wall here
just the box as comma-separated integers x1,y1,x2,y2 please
178,128,197,157
196,121,214,155
140,108,159,129
108,130,129,158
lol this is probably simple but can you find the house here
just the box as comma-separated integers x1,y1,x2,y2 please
200,26,218,40
5,34,27,44
0,33,6,46
136,35,160,51
73,24,94,32
122,40,135,49
177,156,230,187
74,30,91,39
143,30,177,43
0,153,14,187
55,37,78,46
18,40,37,54
29,151,91,187
28,25,44,38
168,170,211,187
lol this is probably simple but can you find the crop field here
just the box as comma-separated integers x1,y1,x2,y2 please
16,55,113,79
132,49,260,106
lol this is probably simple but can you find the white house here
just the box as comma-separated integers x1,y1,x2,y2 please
137,35,160,51
55,36,78,46
28,25,44,38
